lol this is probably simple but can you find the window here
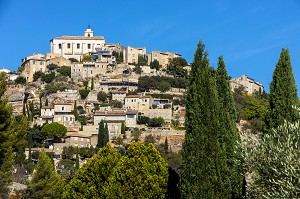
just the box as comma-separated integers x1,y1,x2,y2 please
32,61,36,65
40,68,43,72
77,43,80,49
40,61,43,65
58,44,62,49
70,117,72,121
87,44,91,49
127,114,135,118
78,69,81,72
91,70,93,74
61,106,65,111
145,99,147,102
67,43,71,48
74,69,76,72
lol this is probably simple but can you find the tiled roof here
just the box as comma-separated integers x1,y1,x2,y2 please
52,36,105,40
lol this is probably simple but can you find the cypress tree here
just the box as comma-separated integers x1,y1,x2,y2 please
39,96,42,116
73,101,79,121
97,120,105,148
216,56,243,198
75,147,79,170
121,122,125,134
164,136,168,154
28,131,32,163
269,48,298,129
104,123,109,145
180,41,231,198
45,98,49,106
91,77,94,90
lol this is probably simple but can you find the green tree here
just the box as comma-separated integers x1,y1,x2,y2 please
138,54,148,65
75,147,79,170
97,91,107,103
150,59,160,70
144,134,156,145
42,72,55,83
132,127,141,141
216,56,243,198
57,66,71,77
180,41,231,198
41,122,67,138
157,81,171,92
0,147,15,198
268,48,298,129
164,137,168,154
0,73,13,164
15,76,26,84
104,123,109,145
91,77,94,90
244,115,300,198
167,57,188,77
148,117,164,127
46,63,59,71
27,149,65,198
69,58,78,63
121,122,125,134
105,142,169,198
33,71,44,81
97,120,105,148
79,89,90,99
62,145,121,198
73,101,79,121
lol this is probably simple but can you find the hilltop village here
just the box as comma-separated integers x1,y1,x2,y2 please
4,25,264,160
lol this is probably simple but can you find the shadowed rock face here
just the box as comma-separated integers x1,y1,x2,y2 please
8,92,24,102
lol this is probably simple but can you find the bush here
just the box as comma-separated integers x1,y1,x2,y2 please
97,91,107,103
15,76,26,84
69,58,78,63
45,83,67,94
46,64,59,71
79,89,90,99
57,66,71,77
148,117,164,127
33,71,44,81
42,72,55,83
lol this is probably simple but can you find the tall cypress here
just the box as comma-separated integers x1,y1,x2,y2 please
180,41,231,198
97,120,105,148
74,101,79,121
91,77,94,90
104,123,109,145
75,146,79,170
216,56,243,198
269,48,298,129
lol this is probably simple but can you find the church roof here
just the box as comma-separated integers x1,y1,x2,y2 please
52,36,104,40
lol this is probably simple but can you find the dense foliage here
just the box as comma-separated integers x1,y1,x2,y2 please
57,66,71,77
268,48,299,130
180,41,231,198
41,122,67,138
138,76,185,92
27,150,65,198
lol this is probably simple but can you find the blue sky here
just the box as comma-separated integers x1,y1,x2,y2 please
1,0,300,92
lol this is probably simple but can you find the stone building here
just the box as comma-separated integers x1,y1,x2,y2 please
124,95,152,116
53,102,75,127
123,46,146,64
50,25,105,61
20,53,70,82
230,74,264,94
147,50,181,67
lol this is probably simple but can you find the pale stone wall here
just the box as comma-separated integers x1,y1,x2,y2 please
148,108,172,123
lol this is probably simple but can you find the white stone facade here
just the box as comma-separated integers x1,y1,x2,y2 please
50,25,106,61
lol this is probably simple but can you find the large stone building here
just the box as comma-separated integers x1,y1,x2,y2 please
147,50,181,67
53,102,75,127
20,53,70,82
123,46,146,64
230,74,264,94
50,25,106,61
71,61,109,79
124,95,152,116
